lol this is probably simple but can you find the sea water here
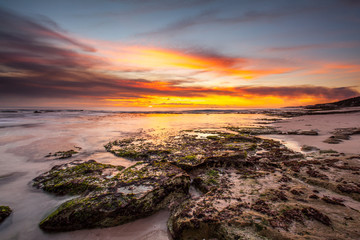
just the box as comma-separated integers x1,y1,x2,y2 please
0,110,269,240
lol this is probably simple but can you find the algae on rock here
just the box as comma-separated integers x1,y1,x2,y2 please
0,206,12,223
34,160,190,231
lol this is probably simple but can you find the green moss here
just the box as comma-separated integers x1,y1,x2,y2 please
34,161,115,195
206,135,220,140
207,178,218,185
319,149,338,154
0,206,12,223
0,206,11,212
113,150,148,160
46,149,79,159
146,149,171,155
207,169,219,177
249,144,257,151
117,166,125,171
40,199,78,226
183,155,196,161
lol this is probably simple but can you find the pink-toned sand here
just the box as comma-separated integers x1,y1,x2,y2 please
271,112,360,154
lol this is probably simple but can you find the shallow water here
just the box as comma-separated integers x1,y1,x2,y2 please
0,110,268,240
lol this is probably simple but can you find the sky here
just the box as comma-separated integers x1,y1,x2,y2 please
0,0,360,109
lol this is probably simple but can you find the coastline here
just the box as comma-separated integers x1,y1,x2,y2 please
0,109,359,239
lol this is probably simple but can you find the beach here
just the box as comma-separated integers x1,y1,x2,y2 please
0,109,359,239
0,111,269,240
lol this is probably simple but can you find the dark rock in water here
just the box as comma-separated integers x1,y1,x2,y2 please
324,136,343,144
324,127,360,144
286,130,319,135
45,149,79,159
301,145,320,152
300,130,319,135
0,206,12,223
34,160,190,231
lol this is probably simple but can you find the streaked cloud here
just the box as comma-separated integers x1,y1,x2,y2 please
0,6,358,108
267,41,360,52
135,5,318,38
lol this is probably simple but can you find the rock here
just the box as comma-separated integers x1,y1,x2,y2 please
300,130,319,136
32,128,360,239
105,131,252,171
309,194,319,199
337,183,360,194
324,128,360,144
286,130,318,135
301,145,320,152
322,196,345,206
301,207,331,226
168,196,261,240
306,168,329,180
34,160,190,231
324,136,343,144
33,160,121,195
0,206,12,223
45,149,79,159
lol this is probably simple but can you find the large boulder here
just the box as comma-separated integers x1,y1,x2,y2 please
33,160,190,231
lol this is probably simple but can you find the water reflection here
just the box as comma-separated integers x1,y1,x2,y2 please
0,112,269,240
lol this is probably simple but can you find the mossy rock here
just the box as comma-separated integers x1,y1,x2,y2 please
35,160,190,232
104,130,258,171
0,206,12,223
32,160,122,195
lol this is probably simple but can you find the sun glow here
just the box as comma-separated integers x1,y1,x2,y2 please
96,45,293,80
104,95,325,108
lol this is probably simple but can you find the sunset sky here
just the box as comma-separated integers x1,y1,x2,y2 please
1,0,360,109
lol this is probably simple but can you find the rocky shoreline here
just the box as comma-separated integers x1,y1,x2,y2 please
31,126,360,239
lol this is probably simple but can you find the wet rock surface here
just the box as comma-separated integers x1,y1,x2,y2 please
45,146,81,159
33,160,190,231
33,127,360,239
323,127,360,144
0,206,12,223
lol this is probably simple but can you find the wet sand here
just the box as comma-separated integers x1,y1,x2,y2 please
271,112,360,154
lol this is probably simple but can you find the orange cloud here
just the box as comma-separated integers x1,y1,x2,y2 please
313,63,360,74
1,7,357,109
91,42,294,80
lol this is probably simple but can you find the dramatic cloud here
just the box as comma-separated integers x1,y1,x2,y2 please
0,6,358,108
95,43,295,79
237,86,359,100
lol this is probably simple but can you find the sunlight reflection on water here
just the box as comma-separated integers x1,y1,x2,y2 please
0,112,271,240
